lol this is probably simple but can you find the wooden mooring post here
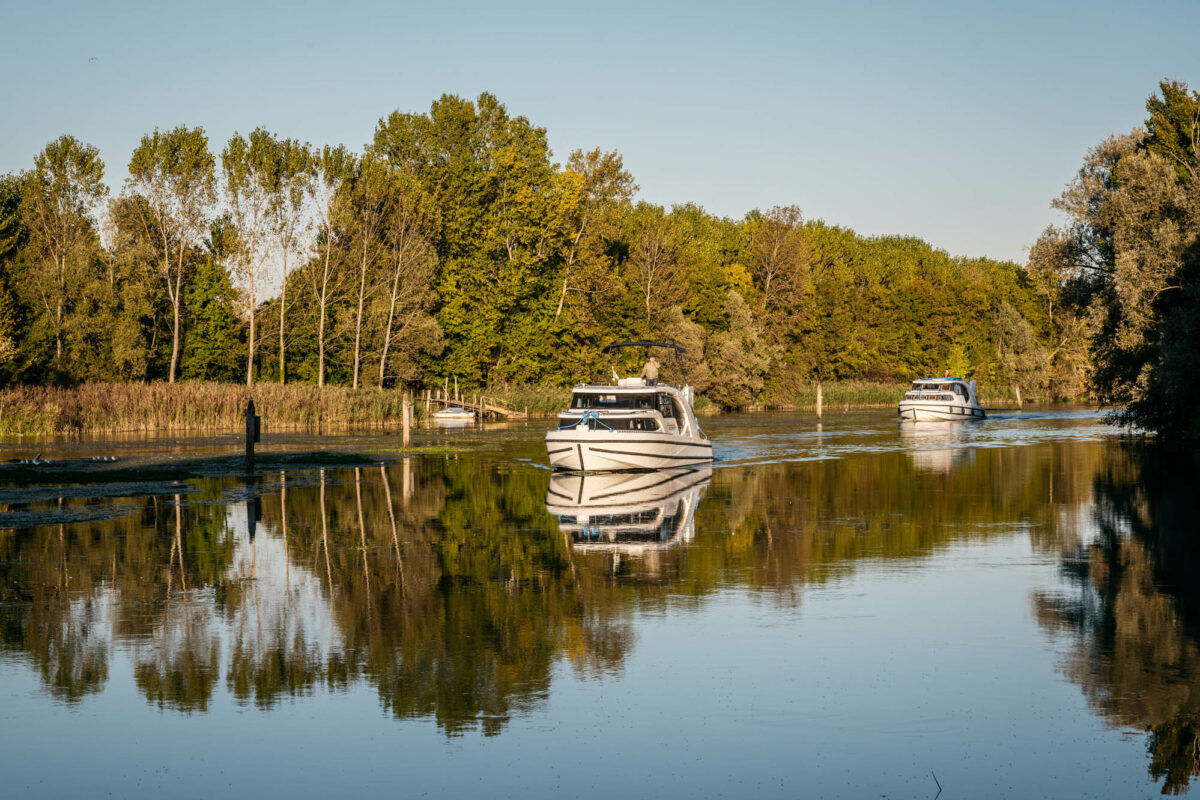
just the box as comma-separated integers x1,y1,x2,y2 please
816,382,823,421
245,396,260,471
402,392,412,447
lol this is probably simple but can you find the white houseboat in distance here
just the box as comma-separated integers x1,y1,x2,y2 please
545,342,713,471
898,375,986,421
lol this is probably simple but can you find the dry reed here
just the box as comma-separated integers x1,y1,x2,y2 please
0,381,412,437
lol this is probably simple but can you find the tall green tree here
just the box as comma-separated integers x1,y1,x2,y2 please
306,145,352,387
20,135,107,371
377,168,440,388
706,290,772,408
747,205,808,318
126,126,216,383
551,149,636,321
625,205,683,330
1034,79,1200,439
0,174,28,378
375,93,563,385
183,256,243,381
340,150,391,389
101,196,175,379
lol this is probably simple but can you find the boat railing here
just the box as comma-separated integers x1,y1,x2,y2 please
558,409,615,431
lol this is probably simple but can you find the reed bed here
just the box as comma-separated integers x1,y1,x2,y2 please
0,381,413,437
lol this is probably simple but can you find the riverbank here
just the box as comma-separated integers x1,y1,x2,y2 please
769,380,1020,410
0,379,1027,437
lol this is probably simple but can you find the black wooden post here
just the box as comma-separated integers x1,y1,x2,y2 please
245,396,256,471
247,484,261,541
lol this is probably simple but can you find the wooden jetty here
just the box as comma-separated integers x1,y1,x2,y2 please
424,389,528,420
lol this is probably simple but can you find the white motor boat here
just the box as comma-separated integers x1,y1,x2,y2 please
545,342,713,471
545,468,712,553
898,376,986,421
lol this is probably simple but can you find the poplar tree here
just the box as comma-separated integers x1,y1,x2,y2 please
221,128,277,386
271,139,312,384
21,135,107,371
378,169,438,388
306,145,351,387
126,126,215,383
342,151,390,390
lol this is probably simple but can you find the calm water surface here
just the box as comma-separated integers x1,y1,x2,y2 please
1,410,1197,798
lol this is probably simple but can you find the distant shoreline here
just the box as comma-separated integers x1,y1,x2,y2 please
0,380,1037,438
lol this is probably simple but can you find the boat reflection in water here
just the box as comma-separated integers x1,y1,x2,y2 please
898,418,977,473
546,468,711,554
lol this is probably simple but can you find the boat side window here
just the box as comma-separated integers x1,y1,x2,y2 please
656,393,675,420
954,384,968,398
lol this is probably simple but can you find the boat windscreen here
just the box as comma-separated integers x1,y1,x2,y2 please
571,393,655,410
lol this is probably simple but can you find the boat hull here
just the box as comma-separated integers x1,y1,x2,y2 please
898,402,986,421
545,430,713,471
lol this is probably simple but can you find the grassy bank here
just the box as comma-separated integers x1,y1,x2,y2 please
0,379,1032,437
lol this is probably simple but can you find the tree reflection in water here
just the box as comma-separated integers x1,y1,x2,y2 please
1034,444,1200,795
2,436,1192,757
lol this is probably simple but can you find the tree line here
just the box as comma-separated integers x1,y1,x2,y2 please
1,92,1061,406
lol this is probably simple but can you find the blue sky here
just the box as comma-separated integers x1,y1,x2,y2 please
1,0,1196,262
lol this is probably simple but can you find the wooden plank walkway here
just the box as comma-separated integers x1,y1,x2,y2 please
426,392,528,420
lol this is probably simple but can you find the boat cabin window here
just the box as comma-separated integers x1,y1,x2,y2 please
656,393,676,420
571,393,654,410
953,384,968,398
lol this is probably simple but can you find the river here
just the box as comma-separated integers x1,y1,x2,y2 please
0,409,1196,798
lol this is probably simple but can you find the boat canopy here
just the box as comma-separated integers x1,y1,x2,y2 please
600,341,686,356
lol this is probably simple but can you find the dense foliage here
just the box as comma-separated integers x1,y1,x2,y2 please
1,93,1060,405
1032,80,1200,440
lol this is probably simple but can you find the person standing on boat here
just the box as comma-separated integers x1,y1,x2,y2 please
641,356,660,386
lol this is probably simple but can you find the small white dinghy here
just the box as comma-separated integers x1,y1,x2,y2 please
432,406,474,425
545,342,713,472
898,376,986,421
